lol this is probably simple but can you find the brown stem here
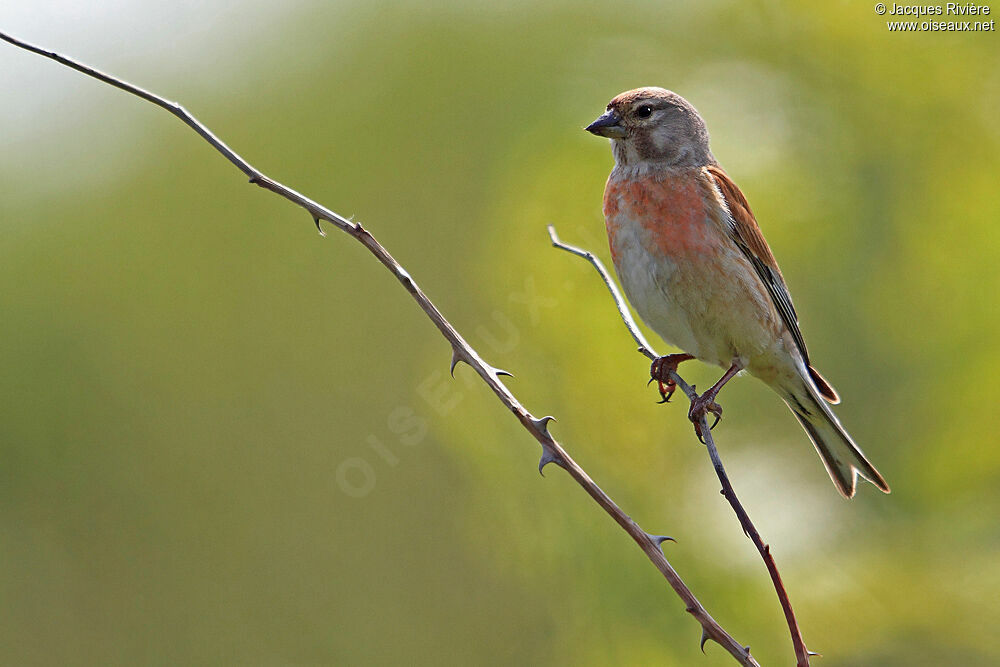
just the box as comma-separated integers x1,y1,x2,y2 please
549,225,811,667
706,435,812,667
1,30,759,666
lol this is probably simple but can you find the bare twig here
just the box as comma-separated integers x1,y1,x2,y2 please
1,30,760,665
548,225,812,667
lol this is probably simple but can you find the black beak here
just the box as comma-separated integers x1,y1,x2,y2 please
585,109,626,139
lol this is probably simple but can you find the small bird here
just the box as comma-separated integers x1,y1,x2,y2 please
586,87,889,498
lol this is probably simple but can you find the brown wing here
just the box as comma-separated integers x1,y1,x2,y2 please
705,166,839,403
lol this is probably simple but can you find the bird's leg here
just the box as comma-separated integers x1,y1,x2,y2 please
689,361,743,440
649,353,695,403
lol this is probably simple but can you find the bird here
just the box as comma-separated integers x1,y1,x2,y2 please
585,87,889,498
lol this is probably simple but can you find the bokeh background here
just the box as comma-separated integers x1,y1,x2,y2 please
2,2,998,664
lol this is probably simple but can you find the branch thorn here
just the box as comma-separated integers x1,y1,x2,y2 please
700,628,710,653
538,447,562,475
313,216,326,237
449,349,464,378
647,534,676,548
530,415,555,435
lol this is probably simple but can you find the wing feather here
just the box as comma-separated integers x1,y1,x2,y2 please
704,166,811,366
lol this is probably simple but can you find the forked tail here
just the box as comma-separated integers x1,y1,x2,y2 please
785,380,890,499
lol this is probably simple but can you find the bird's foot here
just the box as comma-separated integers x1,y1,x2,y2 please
649,353,695,403
686,361,742,441
688,391,723,442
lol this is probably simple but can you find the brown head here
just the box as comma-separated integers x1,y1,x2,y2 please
586,87,716,169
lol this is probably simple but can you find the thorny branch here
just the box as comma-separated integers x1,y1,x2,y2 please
548,225,812,667
0,29,763,665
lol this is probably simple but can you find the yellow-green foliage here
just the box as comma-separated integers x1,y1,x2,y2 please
1,3,997,665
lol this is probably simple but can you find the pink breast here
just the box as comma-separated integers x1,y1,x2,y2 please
604,174,715,261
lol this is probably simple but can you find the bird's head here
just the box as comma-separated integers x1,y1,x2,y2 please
586,87,715,169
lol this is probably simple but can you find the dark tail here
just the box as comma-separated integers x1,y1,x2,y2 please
785,380,889,499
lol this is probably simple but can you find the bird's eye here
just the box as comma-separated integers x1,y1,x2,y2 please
636,105,653,119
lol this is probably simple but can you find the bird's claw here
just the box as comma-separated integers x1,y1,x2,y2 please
657,378,677,403
649,354,693,404
689,394,723,441
647,376,675,403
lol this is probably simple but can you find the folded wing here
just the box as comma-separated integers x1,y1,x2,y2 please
704,166,839,404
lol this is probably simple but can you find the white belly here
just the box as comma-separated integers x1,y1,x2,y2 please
610,217,705,358
607,209,784,372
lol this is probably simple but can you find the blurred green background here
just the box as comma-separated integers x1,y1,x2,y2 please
2,1,998,664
